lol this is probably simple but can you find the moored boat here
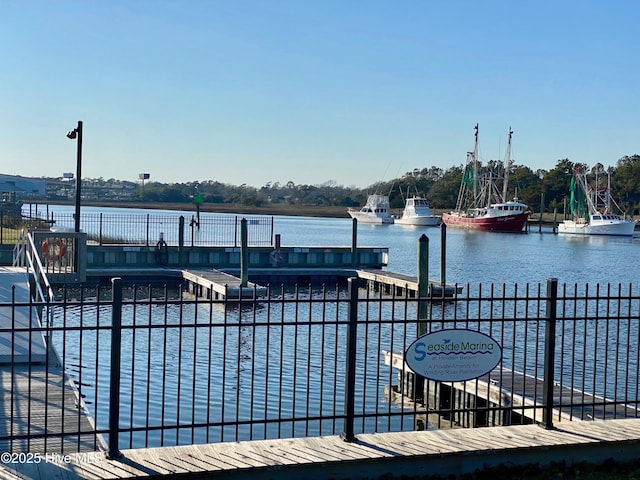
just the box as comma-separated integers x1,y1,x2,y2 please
348,193,394,225
558,165,636,236
442,124,529,232
395,189,440,226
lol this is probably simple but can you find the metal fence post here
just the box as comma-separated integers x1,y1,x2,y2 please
341,277,358,442
240,218,248,287
108,277,123,458
541,277,558,429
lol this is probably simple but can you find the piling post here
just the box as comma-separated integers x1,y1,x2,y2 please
541,277,558,430
108,277,123,458
351,218,358,267
553,208,558,234
539,193,545,233
240,218,248,287
341,277,358,442
178,215,185,265
439,223,446,290
417,234,429,334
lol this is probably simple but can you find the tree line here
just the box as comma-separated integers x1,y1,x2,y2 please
112,154,640,215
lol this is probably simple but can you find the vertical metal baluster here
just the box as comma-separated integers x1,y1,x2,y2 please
108,277,123,458
341,278,358,442
541,277,557,430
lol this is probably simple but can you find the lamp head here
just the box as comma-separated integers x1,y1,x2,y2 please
66,129,77,139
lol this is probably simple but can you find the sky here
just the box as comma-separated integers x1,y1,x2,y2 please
1,1,639,189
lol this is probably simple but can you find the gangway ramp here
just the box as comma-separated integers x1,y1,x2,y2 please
0,266,47,364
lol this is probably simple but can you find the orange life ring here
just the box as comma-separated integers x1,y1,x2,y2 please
41,238,67,260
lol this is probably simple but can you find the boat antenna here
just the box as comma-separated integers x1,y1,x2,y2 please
502,127,513,202
473,123,479,204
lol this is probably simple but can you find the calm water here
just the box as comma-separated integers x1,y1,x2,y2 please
35,203,640,287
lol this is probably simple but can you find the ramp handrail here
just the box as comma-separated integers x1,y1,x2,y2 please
24,232,56,318
12,228,27,267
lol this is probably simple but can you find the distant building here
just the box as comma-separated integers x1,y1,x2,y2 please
0,174,46,197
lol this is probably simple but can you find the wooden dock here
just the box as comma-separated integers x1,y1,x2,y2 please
4,418,640,479
356,268,463,298
0,365,104,454
85,267,268,300
181,268,267,300
383,350,640,426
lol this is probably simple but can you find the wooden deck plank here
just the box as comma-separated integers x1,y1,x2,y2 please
0,365,102,455
4,419,640,479
181,268,267,300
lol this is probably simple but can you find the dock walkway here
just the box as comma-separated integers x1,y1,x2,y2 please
384,350,640,424
181,268,267,299
356,268,462,298
3,418,640,479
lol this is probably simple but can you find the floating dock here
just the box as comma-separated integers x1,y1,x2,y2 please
181,268,267,299
356,268,462,298
383,350,640,427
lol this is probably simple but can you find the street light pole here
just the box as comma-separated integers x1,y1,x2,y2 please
67,121,83,232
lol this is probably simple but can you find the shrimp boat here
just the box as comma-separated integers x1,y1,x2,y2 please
442,124,529,232
348,193,394,225
394,188,441,226
558,165,636,236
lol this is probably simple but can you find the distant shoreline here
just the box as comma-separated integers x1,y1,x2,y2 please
31,200,352,219
30,200,561,222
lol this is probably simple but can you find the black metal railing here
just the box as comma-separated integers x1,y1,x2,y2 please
46,212,274,247
1,277,640,456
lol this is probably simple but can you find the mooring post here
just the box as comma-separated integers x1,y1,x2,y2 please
108,277,123,458
178,215,185,265
541,277,558,430
553,207,558,234
439,223,446,290
539,192,545,233
351,218,358,267
240,218,248,287
417,234,429,333
341,277,358,442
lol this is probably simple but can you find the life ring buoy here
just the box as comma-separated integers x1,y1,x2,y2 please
155,239,169,265
41,238,67,261
269,249,283,265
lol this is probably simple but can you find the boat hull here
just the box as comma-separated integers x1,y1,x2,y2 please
395,215,441,226
442,212,529,232
348,211,394,225
558,220,636,236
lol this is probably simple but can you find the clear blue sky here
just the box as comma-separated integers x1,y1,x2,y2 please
1,1,638,188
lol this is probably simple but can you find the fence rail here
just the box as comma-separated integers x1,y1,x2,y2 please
1,212,274,247
1,277,640,456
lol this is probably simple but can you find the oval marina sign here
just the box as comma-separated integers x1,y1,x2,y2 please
404,329,502,382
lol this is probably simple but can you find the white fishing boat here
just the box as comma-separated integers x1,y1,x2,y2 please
558,165,636,236
348,194,394,225
442,125,529,232
395,189,441,226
